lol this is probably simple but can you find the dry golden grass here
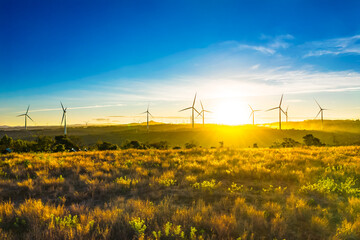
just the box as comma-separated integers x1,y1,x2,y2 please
1,147,360,239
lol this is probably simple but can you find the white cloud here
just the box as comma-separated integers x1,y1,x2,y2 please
267,34,294,49
25,104,124,113
304,35,360,57
238,34,294,55
251,64,260,70
238,44,276,54
92,69,360,105
286,99,304,103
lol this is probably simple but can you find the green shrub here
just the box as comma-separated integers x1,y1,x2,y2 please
303,134,324,146
96,141,118,150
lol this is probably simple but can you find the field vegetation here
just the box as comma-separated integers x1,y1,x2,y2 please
1,146,360,239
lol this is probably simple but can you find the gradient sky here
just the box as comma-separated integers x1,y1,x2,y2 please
1,0,360,126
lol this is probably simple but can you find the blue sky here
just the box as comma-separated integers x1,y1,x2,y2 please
1,0,360,126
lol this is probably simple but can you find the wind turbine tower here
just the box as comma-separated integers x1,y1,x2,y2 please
61,102,68,135
285,106,289,122
141,104,153,131
179,93,200,128
314,99,328,128
267,94,286,130
249,105,261,125
198,101,211,126
17,105,33,130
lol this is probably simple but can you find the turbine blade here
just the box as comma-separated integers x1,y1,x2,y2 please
26,105,30,114
266,107,278,111
148,112,153,117
17,114,25,117
314,98,321,109
248,104,253,111
141,111,147,114
204,110,212,113
192,93,197,107
179,107,192,112
193,107,201,115
60,101,65,111
249,112,253,119
61,112,65,125
279,94,283,107
280,108,286,115
315,110,321,119
200,100,204,110
27,115,34,122
147,104,149,112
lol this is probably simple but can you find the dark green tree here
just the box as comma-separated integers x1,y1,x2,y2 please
96,141,118,150
281,138,301,148
0,135,13,148
55,135,79,150
149,141,169,150
303,134,324,146
121,140,147,149
35,136,55,152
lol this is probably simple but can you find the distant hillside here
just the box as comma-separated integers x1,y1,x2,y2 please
265,119,360,133
1,121,360,148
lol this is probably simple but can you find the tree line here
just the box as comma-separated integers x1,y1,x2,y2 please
0,135,174,154
0,133,326,154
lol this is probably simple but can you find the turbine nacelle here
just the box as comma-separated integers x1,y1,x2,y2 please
248,104,261,125
314,99,328,119
179,93,201,128
141,104,153,131
60,102,68,135
17,105,33,130
266,94,286,130
197,100,212,117
179,93,200,115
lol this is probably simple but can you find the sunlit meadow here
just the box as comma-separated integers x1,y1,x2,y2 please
1,147,360,239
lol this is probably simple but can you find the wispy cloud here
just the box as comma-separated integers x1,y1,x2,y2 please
263,34,294,49
93,118,110,122
93,69,360,105
304,35,360,57
69,104,123,110
238,34,294,55
286,99,304,103
65,33,360,104
238,44,275,54
25,104,124,113
108,115,189,119
251,64,260,70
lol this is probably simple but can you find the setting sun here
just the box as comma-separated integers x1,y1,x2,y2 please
212,99,250,125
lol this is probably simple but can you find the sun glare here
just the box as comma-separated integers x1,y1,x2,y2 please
212,99,250,125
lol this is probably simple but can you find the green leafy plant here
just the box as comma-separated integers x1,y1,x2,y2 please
129,217,147,237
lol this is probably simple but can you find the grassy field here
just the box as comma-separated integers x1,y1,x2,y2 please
1,147,360,239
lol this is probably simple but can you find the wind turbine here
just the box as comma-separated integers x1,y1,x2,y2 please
17,105,33,130
267,94,286,130
197,101,211,126
61,102,67,135
141,104,153,131
249,105,261,125
179,93,200,128
314,99,328,128
284,106,289,122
